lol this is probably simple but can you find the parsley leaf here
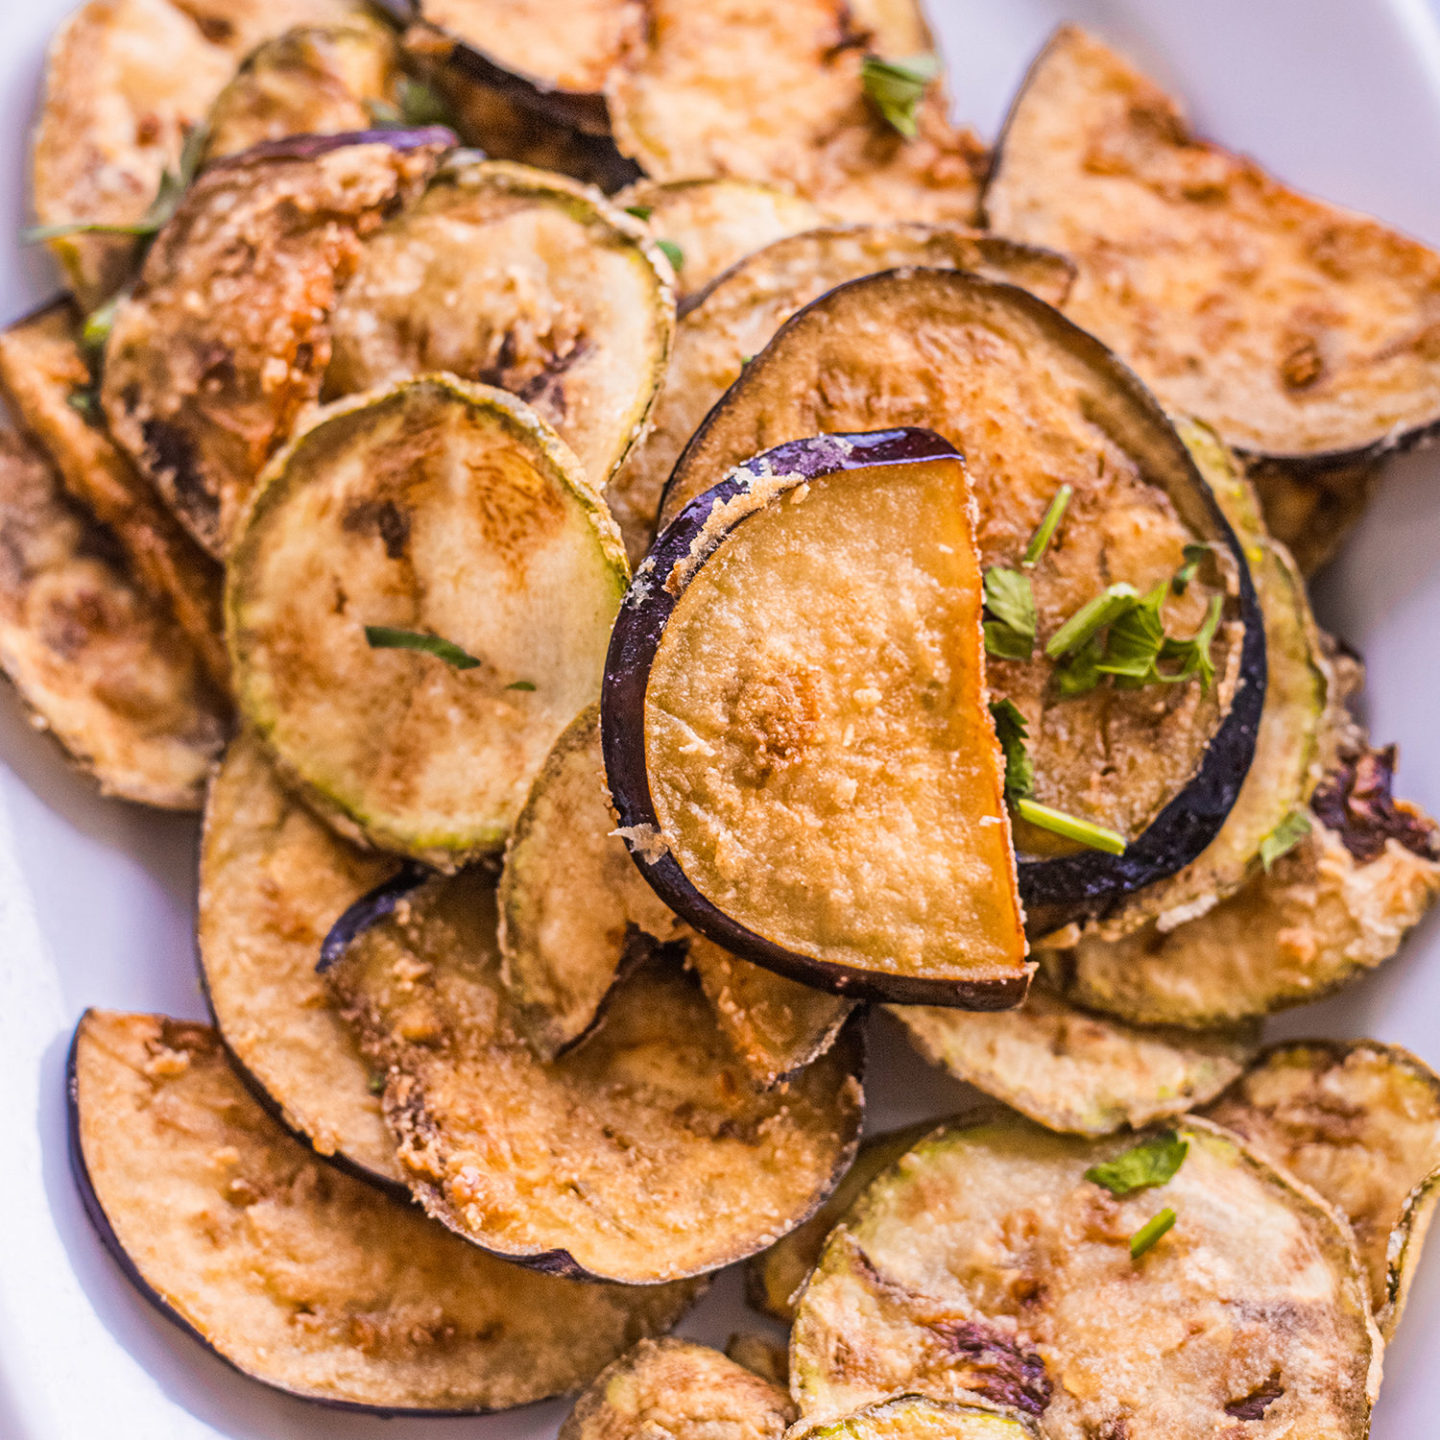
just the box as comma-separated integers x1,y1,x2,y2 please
656,238,684,270
1054,634,1105,698
624,204,654,221
506,679,537,692
983,567,1036,661
989,699,1034,802
1097,582,1168,686
861,52,940,138
364,626,482,670
67,388,101,424
1129,1207,1177,1260
1172,542,1212,595
1260,809,1312,871
1157,593,1223,691
81,289,128,355
1085,1130,1189,1196
1045,583,1139,660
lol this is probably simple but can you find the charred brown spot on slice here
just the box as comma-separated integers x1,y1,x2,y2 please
1224,1374,1285,1420
342,498,411,561
140,418,216,534
1312,745,1439,862
930,1318,1052,1416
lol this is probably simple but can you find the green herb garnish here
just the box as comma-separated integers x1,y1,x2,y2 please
1129,1207,1177,1259
1095,582,1168,686
1053,634,1104,698
982,567,1036,661
1157,593,1223,691
624,204,654,222
1045,583,1139,660
1022,484,1072,566
67,388,101,424
367,1074,386,1095
861,52,940,138
1086,1129,1188,1195
366,77,455,130
1171,542,1212,595
656,238,684,270
1013,797,1126,854
989,699,1034,803
364,626,482,669
81,290,128,355
1260,809,1312,871
506,679,537,692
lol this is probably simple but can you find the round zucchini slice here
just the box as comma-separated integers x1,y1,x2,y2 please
791,1117,1379,1435
69,1010,702,1413
787,1397,1038,1440
1204,1040,1440,1338
199,730,403,1186
321,866,865,1284
559,1338,794,1440
605,429,1032,1006
227,376,629,868
608,224,1074,563
661,268,1266,922
325,157,674,492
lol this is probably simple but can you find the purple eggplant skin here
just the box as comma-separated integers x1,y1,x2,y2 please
316,862,431,974
207,125,458,172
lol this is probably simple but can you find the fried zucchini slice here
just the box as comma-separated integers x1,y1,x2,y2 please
890,986,1259,1137
607,430,1030,1006
788,1397,1038,1440
559,1338,794,1440
747,1122,939,1324
322,865,864,1284
1205,1040,1440,1337
228,376,628,867
198,730,402,1185
660,269,1264,919
100,129,448,555
608,224,1074,562
985,26,1440,466
791,1117,1379,1434
613,179,826,303
0,302,228,692
325,157,673,493
0,429,226,808
607,0,987,226
70,1010,701,1412
1049,747,1440,1027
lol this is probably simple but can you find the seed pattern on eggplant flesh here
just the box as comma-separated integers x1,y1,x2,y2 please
559,1338,795,1440
227,376,629,869
199,730,403,1185
985,26,1440,466
790,1117,1379,1437
660,268,1262,910
99,129,449,556
611,431,1030,1005
1204,1040,1440,1338
889,984,1260,1138
322,865,865,1284
608,224,1075,564
607,0,987,227
786,1396,1039,1440
0,428,227,809
324,157,674,495
69,1010,703,1414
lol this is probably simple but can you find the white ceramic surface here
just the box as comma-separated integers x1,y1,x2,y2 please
1,2,1439,1434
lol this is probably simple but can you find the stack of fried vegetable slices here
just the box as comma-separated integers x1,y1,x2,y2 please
12,0,1440,1431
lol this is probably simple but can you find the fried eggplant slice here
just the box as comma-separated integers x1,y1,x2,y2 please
606,430,1030,1005
325,157,673,492
1246,455,1381,577
613,179,826,303
560,1338,794,1440
0,301,228,692
228,376,628,868
889,986,1259,1137
322,866,864,1284
205,20,402,161
0,429,226,808
100,129,448,555
747,1122,939,1324
607,224,1074,562
728,1333,791,1388
199,730,402,1185
791,1117,1379,1435
607,0,987,226
661,269,1265,922
169,0,372,55
787,1397,1038,1440
70,1010,701,1412
1049,746,1440,1027
1205,1039,1440,1337
985,26,1440,466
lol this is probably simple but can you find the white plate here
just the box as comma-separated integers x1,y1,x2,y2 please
2,1,1439,1434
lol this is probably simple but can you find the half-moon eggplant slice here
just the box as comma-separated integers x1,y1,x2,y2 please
889,986,1259,1138
324,157,674,493
787,1397,1039,1440
100,128,449,555
606,429,1031,1006
1204,1040,1440,1338
1048,745,1440,1028
228,376,628,868
321,865,864,1284
0,301,228,693
199,730,403,1185
985,25,1440,468
660,268,1266,923
790,1116,1379,1435
559,1338,794,1440
607,224,1074,563
0,428,227,808
69,1009,702,1413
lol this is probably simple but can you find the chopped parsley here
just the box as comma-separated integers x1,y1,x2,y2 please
1022,484,1072,566
81,290,128,355
367,1073,386,1095
988,699,1034,802
366,77,455,130
506,679,537,692
982,567,1036,661
624,204,654,221
1085,1130,1188,1196
1129,1207,1177,1260
364,625,482,670
861,52,940,138
1013,797,1125,854
656,238,685,271
67,388,101,424
1046,583,1139,661
1171,542,1212,595
1259,809,1312,871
